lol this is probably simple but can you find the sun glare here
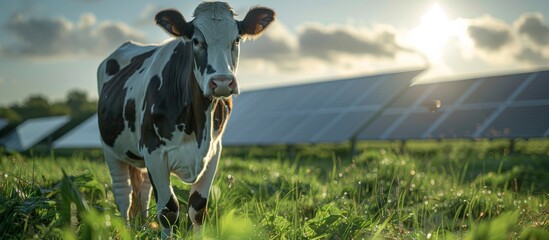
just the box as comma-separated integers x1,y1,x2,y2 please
410,3,450,63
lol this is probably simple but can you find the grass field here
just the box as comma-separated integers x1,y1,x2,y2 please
1,140,548,239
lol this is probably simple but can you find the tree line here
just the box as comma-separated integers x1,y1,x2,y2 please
0,89,97,124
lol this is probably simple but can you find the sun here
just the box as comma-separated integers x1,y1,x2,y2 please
410,3,451,63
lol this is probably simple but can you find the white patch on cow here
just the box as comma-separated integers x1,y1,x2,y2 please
141,103,219,183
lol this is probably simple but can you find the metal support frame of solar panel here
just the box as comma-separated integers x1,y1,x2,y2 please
223,69,424,145
54,114,102,149
0,115,70,151
356,70,549,141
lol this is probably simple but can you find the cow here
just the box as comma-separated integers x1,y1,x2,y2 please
96,1,274,236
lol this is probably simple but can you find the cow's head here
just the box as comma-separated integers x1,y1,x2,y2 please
155,2,275,98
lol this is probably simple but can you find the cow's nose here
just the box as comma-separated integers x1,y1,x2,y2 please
209,75,238,97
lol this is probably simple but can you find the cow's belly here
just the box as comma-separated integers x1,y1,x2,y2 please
107,129,146,168
162,137,220,184
106,123,220,183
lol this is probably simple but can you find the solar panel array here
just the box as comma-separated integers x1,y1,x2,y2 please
357,70,549,140
54,114,101,149
0,115,70,151
223,70,423,145
45,69,549,150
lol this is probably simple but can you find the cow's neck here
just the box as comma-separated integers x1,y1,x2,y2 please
183,73,214,149
185,77,232,145
157,40,230,149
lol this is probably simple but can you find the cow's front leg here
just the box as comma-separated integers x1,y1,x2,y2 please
145,153,179,237
188,144,221,230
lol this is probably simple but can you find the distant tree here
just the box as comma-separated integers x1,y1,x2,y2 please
0,90,97,125
15,95,58,118
67,90,87,114
50,102,71,116
65,89,96,118
0,107,22,122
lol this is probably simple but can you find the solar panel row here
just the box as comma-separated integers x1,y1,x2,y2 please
0,115,70,151
53,114,101,149
32,68,549,150
223,70,423,145
357,71,549,140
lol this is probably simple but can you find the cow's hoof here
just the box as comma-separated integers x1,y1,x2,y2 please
161,227,171,240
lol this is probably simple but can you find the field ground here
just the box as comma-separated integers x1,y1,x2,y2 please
1,139,548,239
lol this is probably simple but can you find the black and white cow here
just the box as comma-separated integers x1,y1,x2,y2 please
97,1,274,235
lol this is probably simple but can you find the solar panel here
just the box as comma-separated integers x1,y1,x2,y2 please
481,106,549,138
0,115,70,151
357,70,549,140
463,73,531,104
282,112,338,143
223,69,424,145
0,118,8,131
53,114,102,149
387,111,442,139
515,71,549,101
312,110,376,142
429,108,496,138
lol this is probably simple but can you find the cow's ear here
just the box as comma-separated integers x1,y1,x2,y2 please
238,7,275,38
155,9,192,38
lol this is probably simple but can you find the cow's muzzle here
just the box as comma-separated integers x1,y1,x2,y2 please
208,75,238,97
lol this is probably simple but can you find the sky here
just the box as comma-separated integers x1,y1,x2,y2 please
0,0,548,106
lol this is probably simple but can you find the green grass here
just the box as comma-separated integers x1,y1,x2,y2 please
1,140,548,239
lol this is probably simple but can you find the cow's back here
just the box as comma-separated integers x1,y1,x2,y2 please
97,41,157,93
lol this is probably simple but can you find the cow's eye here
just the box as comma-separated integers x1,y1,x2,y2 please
235,37,241,45
192,38,200,47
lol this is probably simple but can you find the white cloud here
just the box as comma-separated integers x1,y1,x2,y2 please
241,22,298,59
238,12,549,86
239,21,422,74
516,12,549,46
462,13,549,66
237,22,426,89
297,23,402,59
1,13,146,59
135,4,163,26
467,16,513,51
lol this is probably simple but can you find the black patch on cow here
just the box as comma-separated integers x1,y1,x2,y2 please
140,41,211,153
166,194,179,213
194,40,208,75
126,150,143,160
105,59,120,75
159,194,180,227
146,170,179,227
140,76,167,152
206,64,216,74
189,191,207,210
98,49,156,147
159,207,179,227
124,99,137,132
195,208,206,225
189,191,207,224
